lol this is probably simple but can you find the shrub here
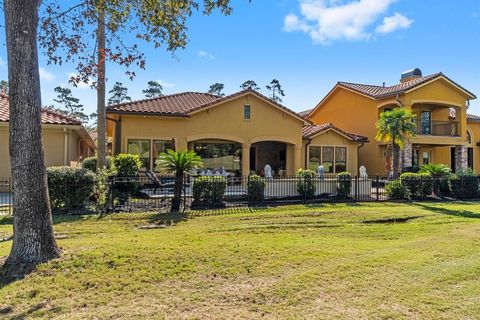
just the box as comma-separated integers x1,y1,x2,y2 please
451,168,479,199
192,176,227,204
93,168,110,214
402,166,420,173
113,154,142,177
248,175,266,202
337,172,352,197
81,156,115,173
385,180,409,200
47,166,95,210
297,169,316,199
400,172,432,198
419,164,451,196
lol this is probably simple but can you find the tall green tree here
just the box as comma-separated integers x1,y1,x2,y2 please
53,86,88,122
376,108,417,178
266,79,285,103
143,80,163,98
156,150,203,212
240,80,260,91
208,83,225,97
0,80,8,95
3,0,242,268
108,82,131,105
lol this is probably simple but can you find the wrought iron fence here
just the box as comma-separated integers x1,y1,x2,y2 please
1,174,479,216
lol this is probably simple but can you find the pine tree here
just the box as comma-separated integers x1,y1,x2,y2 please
266,79,285,103
240,80,260,91
143,81,164,98
208,83,225,97
53,86,88,122
108,82,131,105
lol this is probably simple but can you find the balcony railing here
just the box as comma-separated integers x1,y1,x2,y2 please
417,121,459,137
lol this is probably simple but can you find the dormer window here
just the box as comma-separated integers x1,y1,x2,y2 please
244,105,251,120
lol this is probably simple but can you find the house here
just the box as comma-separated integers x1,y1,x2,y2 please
0,94,96,178
306,69,480,174
106,89,368,176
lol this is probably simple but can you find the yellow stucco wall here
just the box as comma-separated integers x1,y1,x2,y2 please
467,121,480,173
308,77,473,174
0,124,86,178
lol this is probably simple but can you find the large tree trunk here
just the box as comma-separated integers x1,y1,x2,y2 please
4,0,60,265
96,5,107,171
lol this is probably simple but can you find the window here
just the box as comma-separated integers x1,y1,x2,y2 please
421,111,431,135
193,142,241,173
243,105,251,120
308,146,321,171
322,147,334,173
413,149,419,167
153,140,174,171
422,151,430,165
335,147,347,173
467,131,472,145
127,139,151,170
309,146,348,174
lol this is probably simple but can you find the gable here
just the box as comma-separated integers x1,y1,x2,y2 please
405,77,471,106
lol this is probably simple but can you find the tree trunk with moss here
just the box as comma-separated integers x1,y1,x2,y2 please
4,0,60,266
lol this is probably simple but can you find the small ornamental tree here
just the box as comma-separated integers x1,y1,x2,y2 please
376,108,416,178
156,150,203,212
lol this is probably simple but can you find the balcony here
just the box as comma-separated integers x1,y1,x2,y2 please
417,120,459,137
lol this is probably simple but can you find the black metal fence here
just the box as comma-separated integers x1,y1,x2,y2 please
1,174,479,216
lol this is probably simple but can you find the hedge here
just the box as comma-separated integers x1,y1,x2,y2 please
192,176,227,204
297,169,316,199
248,175,266,202
337,172,352,197
47,166,95,210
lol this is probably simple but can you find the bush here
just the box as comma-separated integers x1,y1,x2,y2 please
248,175,266,202
451,168,479,199
400,172,432,198
402,166,420,173
192,176,227,204
337,172,352,197
297,169,316,199
81,156,115,173
113,154,142,177
385,180,409,200
47,166,96,210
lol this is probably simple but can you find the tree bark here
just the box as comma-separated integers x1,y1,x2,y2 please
4,0,60,265
171,172,183,212
392,144,400,179
96,5,107,171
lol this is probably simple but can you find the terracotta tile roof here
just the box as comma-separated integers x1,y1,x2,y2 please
338,73,476,99
106,92,220,116
298,109,312,118
107,89,310,124
302,123,369,142
0,94,81,125
467,113,480,121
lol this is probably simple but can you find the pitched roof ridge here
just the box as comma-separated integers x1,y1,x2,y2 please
338,81,383,88
107,91,221,109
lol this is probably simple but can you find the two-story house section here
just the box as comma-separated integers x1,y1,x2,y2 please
306,69,478,175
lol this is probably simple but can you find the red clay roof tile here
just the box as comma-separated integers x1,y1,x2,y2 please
302,123,368,142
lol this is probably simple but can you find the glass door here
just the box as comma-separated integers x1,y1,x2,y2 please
420,111,432,135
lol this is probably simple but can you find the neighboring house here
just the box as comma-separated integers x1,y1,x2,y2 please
0,95,96,178
106,89,368,176
306,69,480,174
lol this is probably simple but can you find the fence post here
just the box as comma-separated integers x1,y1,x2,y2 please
355,175,359,202
375,175,379,202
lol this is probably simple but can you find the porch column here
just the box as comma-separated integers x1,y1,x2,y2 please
455,146,468,171
293,145,302,176
402,143,413,169
241,143,251,178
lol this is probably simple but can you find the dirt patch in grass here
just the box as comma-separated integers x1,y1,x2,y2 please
361,215,424,224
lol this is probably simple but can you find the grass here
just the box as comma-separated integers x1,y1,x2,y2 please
1,202,480,319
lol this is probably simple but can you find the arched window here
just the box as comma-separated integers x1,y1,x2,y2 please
467,131,472,145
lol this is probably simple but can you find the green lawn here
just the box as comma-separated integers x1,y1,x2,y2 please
1,202,480,319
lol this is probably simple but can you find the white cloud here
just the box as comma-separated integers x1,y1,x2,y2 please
39,67,55,82
197,50,215,60
284,0,413,44
376,12,413,34
158,79,175,88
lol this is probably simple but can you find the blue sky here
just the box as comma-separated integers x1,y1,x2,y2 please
1,0,480,116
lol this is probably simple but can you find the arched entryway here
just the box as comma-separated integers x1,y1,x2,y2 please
250,141,288,177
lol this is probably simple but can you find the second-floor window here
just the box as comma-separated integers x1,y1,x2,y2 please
420,111,431,135
244,105,251,120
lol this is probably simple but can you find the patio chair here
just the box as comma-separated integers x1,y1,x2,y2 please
144,171,176,194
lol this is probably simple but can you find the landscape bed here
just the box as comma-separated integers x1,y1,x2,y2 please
1,202,480,319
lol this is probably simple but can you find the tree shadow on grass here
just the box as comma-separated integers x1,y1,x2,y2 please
415,203,480,219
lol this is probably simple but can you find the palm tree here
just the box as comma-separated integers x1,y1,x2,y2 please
376,108,417,178
156,150,203,212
